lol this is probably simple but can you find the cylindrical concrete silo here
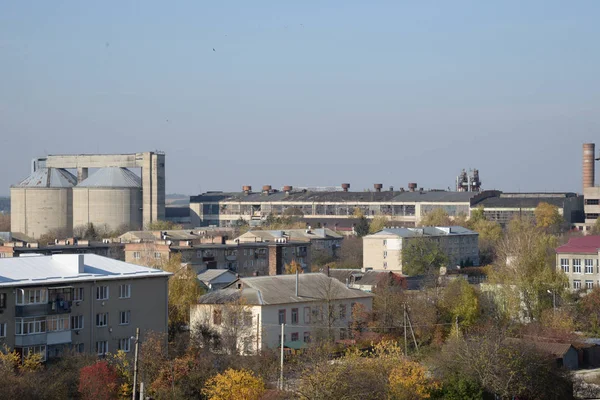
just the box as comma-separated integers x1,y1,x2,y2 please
73,167,143,233
10,168,77,239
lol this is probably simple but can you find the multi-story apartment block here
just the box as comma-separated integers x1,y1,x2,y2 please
556,236,600,291
190,273,373,354
121,228,335,276
363,226,479,273
0,237,124,260
0,254,170,360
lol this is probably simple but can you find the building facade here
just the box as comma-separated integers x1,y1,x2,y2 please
0,254,170,360
190,273,373,354
0,237,124,260
363,226,479,273
555,236,600,291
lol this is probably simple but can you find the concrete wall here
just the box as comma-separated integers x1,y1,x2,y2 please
73,187,143,232
10,187,73,239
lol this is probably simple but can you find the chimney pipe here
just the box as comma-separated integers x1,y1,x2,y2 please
341,183,350,192
283,185,293,195
374,183,383,192
408,183,417,192
242,185,252,195
262,185,272,195
583,143,595,192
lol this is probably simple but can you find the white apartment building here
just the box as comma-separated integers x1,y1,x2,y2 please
190,273,373,354
556,236,600,291
363,226,479,274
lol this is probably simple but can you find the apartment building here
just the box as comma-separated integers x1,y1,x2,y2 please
0,254,170,360
190,273,373,354
0,237,124,260
363,226,479,274
122,229,324,276
556,236,600,291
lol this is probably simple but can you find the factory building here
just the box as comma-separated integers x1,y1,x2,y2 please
189,184,499,228
10,152,165,239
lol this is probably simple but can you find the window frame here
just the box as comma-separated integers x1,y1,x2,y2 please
278,309,286,325
96,341,108,356
573,259,582,274
119,338,131,353
560,258,570,273
291,308,298,324
96,286,109,301
73,288,84,302
95,313,108,327
71,315,84,330
585,259,594,274
119,310,131,325
119,284,131,299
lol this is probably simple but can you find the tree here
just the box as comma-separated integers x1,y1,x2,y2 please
369,214,388,234
577,287,600,335
146,220,182,231
388,360,440,400
78,361,120,400
337,236,363,269
591,218,600,235
470,219,503,264
419,208,451,227
489,218,567,322
401,237,448,276
440,279,480,333
535,202,564,231
0,214,10,232
203,368,266,400
159,254,203,334
354,216,370,237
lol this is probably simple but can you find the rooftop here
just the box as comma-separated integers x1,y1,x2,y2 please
76,167,141,188
236,228,343,243
198,273,373,306
0,254,171,287
368,226,477,238
556,236,600,254
475,192,579,208
196,269,237,282
13,168,77,188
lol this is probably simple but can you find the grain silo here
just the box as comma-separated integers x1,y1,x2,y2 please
10,168,77,239
73,167,143,233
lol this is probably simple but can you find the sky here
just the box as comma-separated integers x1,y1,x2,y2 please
1,1,600,196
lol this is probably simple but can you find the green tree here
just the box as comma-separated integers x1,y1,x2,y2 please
420,208,451,226
440,279,480,333
354,216,370,237
468,206,486,225
145,220,182,231
470,219,503,264
591,218,600,235
369,214,388,234
401,237,448,276
437,376,483,400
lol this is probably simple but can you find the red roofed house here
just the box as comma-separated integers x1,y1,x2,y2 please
556,236,600,291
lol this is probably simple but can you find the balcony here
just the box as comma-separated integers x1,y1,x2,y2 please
48,300,72,315
47,330,72,345
15,333,47,347
16,300,72,317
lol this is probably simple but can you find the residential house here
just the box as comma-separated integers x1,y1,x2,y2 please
555,236,600,291
197,269,238,291
0,254,170,361
190,273,373,354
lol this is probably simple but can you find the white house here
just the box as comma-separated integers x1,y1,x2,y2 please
190,273,373,354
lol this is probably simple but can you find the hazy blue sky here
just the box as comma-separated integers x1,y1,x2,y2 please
1,1,599,195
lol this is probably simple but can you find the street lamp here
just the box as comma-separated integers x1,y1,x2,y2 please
131,328,140,400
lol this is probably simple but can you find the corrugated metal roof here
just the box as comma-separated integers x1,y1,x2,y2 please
13,168,77,188
77,167,141,188
0,254,171,287
477,192,578,208
197,269,237,283
371,226,477,238
556,236,600,254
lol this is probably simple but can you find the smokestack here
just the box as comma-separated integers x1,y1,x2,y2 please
584,143,595,191
262,185,272,195
341,183,350,192
242,185,252,195
408,183,417,192
283,185,293,195
374,183,383,192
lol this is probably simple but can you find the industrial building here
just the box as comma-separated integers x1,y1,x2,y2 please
0,254,170,360
189,184,499,228
362,226,479,273
10,152,165,239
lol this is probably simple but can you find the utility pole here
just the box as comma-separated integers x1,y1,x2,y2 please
132,327,140,400
139,382,144,400
403,303,408,354
279,323,285,390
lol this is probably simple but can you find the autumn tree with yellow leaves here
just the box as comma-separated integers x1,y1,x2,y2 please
203,368,266,400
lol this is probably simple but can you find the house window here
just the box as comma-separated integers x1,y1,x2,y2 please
73,288,84,302
119,284,131,299
96,341,108,356
574,280,582,289
213,309,222,325
339,304,347,320
16,288,48,305
383,262,388,269
15,317,46,335
119,338,131,353
585,259,594,274
278,309,286,324
154,252,161,259
133,252,141,260
304,307,311,324
243,311,253,326
291,332,299,342
71,315,84,330
23,345,46,362
0,322,6,337
47,315,70,332
96,286,109,300
119,311,130,325
74,343,84,353
303,332,310,343
291,308,298,324
586,280,594,290
278,334,287,344
96,313,108,327
573,259,582,274
383,239,387,246
0,293,6,309
383,251,387,259
560,259,569,273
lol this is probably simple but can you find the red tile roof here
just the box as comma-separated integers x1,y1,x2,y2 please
556,236,600,254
